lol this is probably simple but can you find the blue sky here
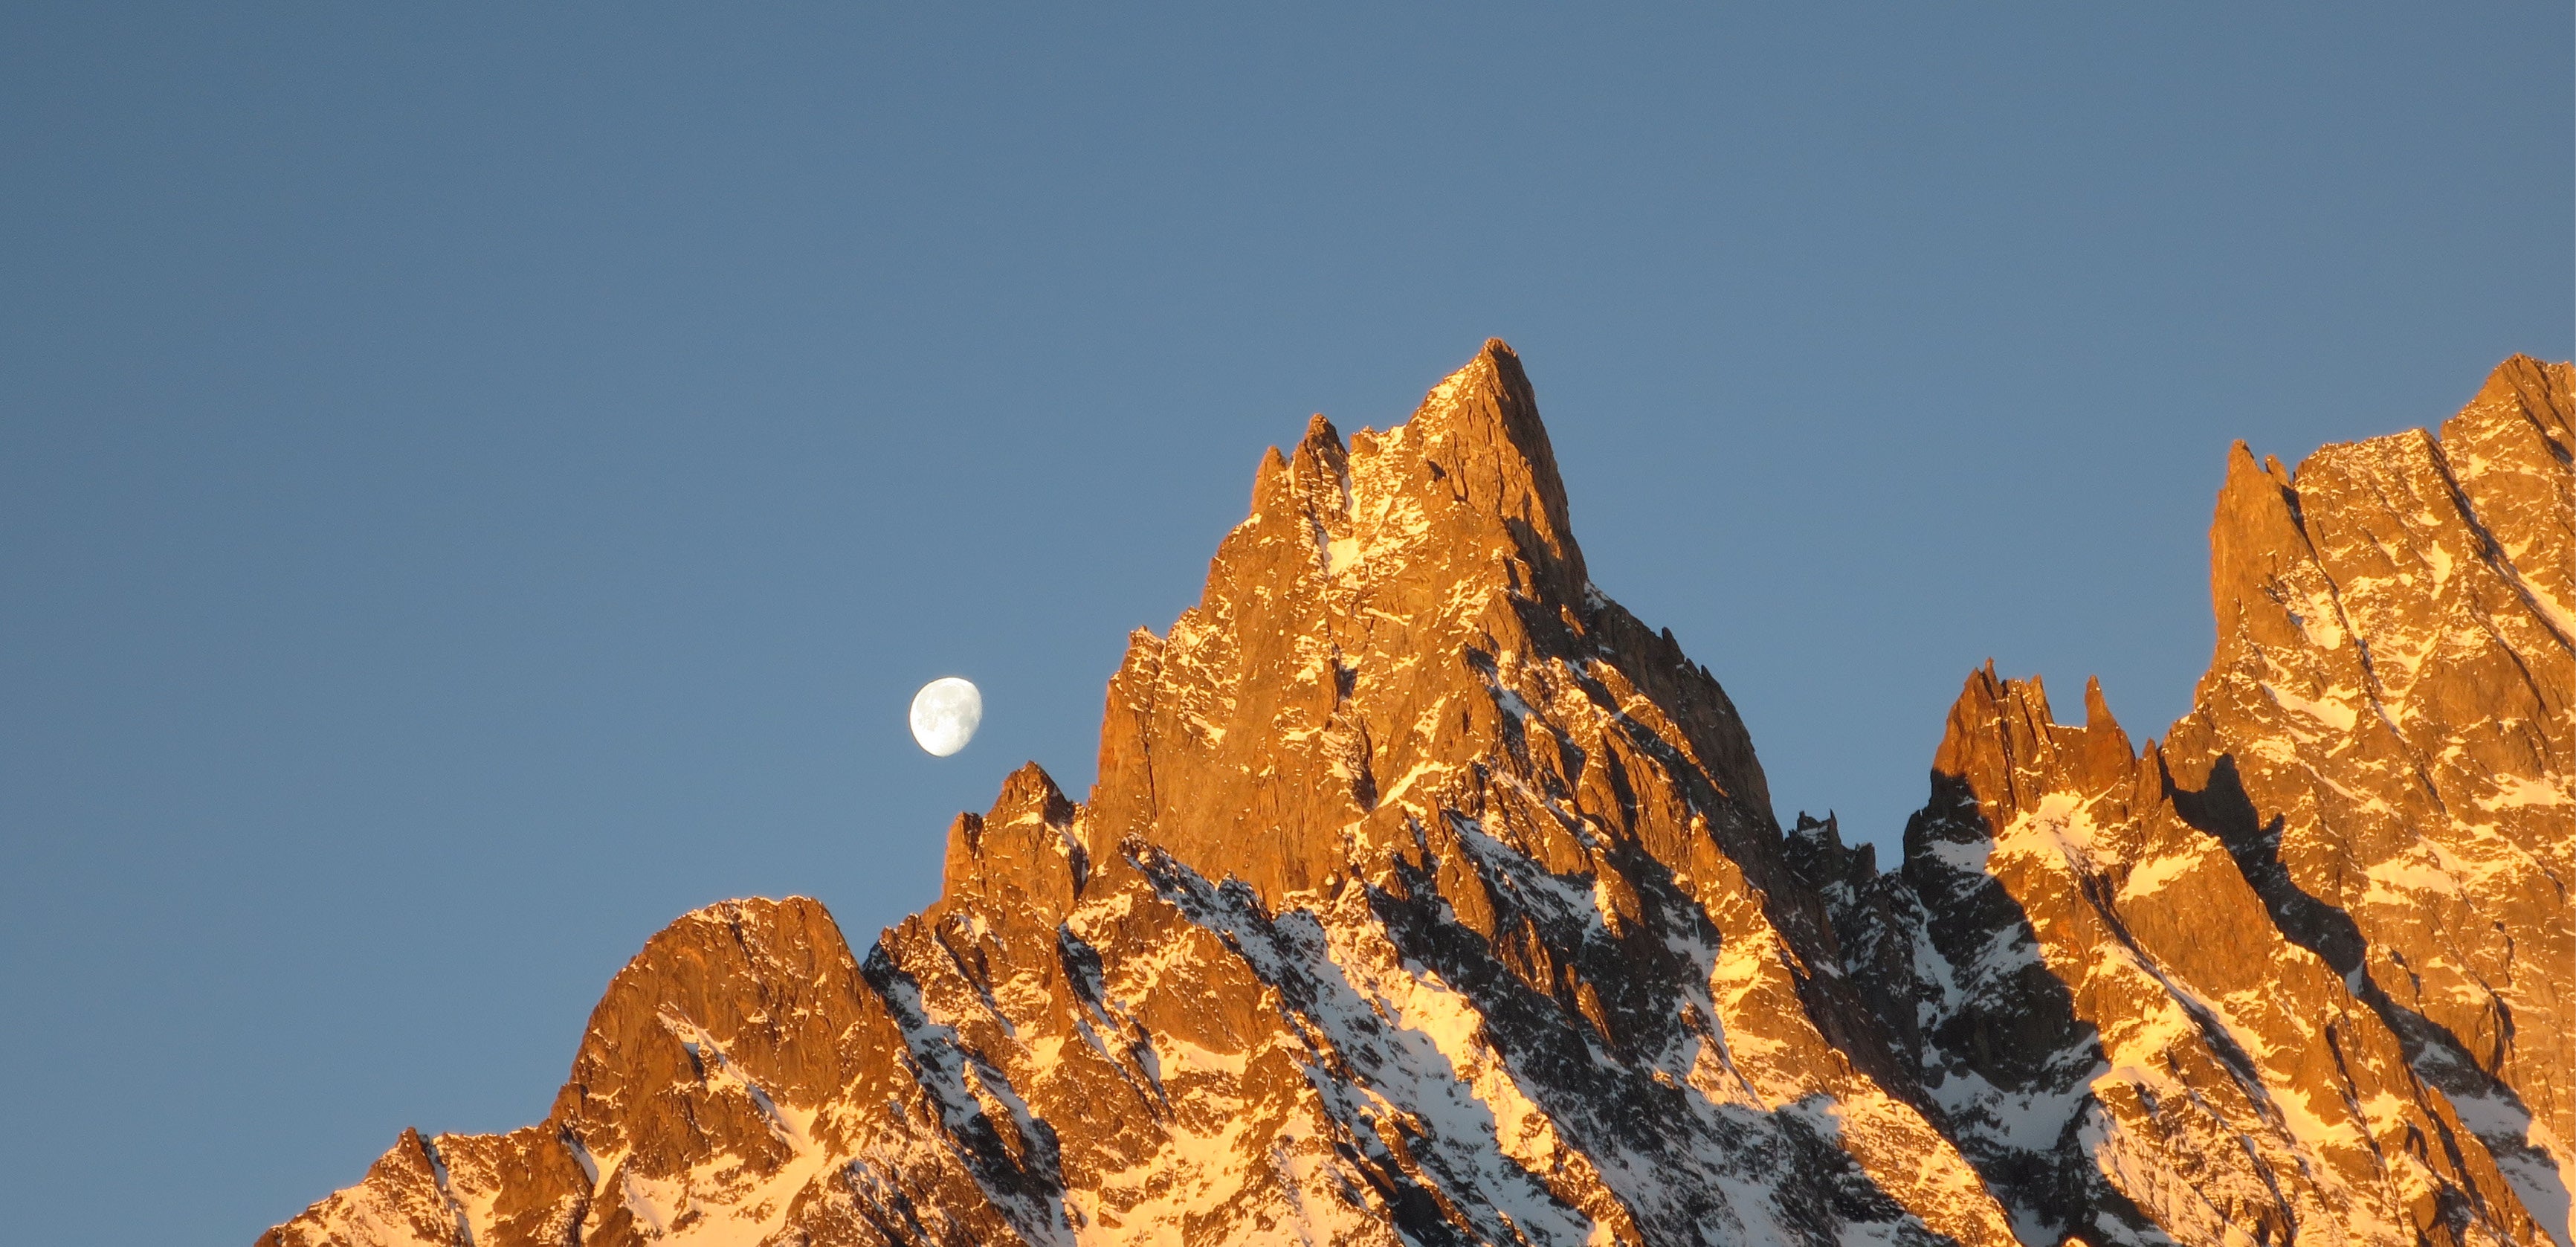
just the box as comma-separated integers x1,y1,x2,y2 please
2,5,2567,1241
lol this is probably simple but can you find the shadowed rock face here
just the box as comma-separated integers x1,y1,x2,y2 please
264,345,2572,1247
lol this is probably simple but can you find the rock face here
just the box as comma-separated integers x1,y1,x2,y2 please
264,344,2572,1246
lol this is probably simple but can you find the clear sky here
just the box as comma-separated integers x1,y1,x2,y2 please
3,5,2568,1241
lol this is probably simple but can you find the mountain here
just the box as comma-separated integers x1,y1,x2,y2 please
263,343,2573,1246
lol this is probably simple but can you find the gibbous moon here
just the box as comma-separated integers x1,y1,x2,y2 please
908,677,982,757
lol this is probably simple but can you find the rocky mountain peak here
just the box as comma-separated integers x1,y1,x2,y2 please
1085,338,1636,909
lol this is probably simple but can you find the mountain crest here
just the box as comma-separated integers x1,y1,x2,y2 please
265,345,2574,1247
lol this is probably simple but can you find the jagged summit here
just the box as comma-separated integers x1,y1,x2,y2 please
1088,336,1740,911
265,345,2572,1247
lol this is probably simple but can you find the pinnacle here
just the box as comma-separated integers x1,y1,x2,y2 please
1932,663,2007,790
2221,439,2272,487
1289,413,1352,511
1414,338,1535,428
991,760,1072,823
2208,434,2323,653
2479,352,2566,403
2081,675,2114,732
1931,664,2137,816
931,762,1084,921
1398,338,1587,600
2453,353,2575,460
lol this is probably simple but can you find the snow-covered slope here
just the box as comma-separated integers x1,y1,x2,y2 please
263,344,2572,1247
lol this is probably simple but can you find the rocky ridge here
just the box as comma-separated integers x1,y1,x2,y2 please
265,344,2572,1246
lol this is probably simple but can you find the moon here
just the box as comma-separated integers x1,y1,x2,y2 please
908,677,982,757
